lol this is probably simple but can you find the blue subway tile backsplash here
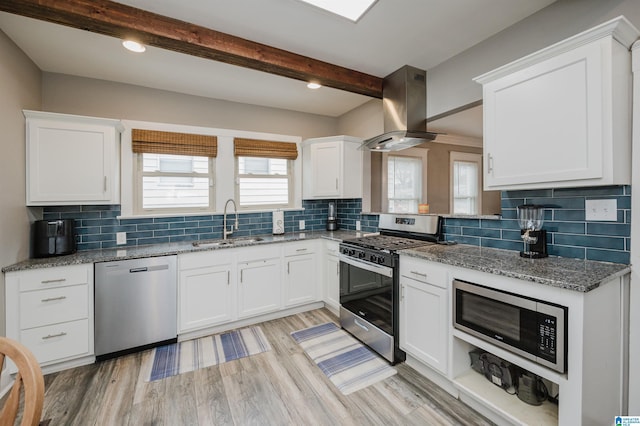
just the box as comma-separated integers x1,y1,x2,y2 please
42,198,366,251
43,186,631,264
442,185,631,264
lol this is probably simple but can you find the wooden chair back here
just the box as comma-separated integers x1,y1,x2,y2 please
0,337,44,426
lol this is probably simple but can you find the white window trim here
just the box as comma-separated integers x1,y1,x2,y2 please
133,154,216,215
449,151,483,215
380,148,428,213
119,120,302,218
235,157,294,210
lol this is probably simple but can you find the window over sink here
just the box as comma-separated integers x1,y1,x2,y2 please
119,122,303,218
132,129,217,214
136,153,215,213
233,138,298,209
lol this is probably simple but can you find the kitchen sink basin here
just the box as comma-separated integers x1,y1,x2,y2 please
192,237,264,248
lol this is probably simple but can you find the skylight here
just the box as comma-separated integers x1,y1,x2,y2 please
298,0,377,22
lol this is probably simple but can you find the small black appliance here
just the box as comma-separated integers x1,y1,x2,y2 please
517,204,548,258
33,219,77,258
517,371,549,405
326,201,338,231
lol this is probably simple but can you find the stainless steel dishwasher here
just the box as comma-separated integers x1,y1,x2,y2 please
95,255,177,360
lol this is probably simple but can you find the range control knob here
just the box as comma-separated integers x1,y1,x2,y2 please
358,251,366,259
369,254,377,262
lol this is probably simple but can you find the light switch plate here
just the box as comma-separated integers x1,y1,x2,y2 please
356,220,361,231
299,220,305,230
116,232,127,245
585,199,617,221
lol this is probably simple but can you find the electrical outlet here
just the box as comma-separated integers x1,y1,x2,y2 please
116,232,127,245
356,220,361,231
585,199,617,221
299,220,305,230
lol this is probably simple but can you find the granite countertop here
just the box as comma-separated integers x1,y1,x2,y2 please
2,230,363,273
401,243,630,292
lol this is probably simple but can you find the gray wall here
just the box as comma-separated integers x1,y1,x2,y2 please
42,73,339,140
337,98,382,138
0,30,41,338
427,0,640,117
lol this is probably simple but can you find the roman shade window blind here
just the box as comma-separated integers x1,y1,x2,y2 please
233,138,296,208
233,138,298,160
132,129,217,213
132,129,217,157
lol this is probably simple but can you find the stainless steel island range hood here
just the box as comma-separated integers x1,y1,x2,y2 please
363,65,437,152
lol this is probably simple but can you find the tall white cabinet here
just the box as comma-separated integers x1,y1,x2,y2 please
475,17,638,190
24,110,122,205
301,136,363,199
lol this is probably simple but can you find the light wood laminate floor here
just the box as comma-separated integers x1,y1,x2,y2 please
34,308,493,425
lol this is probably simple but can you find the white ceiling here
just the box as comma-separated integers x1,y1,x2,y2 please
0,0,555,128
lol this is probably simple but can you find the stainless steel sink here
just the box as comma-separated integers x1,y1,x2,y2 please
235,237,264,244
192,237,264,248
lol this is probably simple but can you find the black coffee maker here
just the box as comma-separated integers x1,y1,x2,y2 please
517,205,548,258
33,219,77,258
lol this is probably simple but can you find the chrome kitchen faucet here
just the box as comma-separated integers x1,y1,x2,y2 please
223,198,239,240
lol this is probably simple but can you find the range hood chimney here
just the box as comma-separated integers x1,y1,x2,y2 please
362,65,437,152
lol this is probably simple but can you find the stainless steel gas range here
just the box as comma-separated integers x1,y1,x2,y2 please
339,214,443,364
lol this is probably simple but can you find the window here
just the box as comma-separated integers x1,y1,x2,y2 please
132,129,217,214
137,153,214,211
450,152,482,215
387,155,422,213
234,138,298,209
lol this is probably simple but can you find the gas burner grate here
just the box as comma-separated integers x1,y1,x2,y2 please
343,235,435,252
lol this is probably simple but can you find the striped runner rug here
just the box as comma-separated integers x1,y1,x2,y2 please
291,322,397,395
145,326,271,382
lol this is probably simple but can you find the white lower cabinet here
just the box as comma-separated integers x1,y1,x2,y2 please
283,241,317,307
178,241,330,338
237,247,282,319
323,240,340,313
178,250,235,333
5,264,94,373
399,256,449,375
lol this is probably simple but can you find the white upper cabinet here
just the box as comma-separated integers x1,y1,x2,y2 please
25,110,122,205
302,136,363,199
475,17,639,190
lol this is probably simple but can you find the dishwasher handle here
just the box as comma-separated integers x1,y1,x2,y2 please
129,264,169,273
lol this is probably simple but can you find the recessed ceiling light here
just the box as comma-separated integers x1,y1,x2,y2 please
307,82,322,89
297,0,377,22
122,40,146,53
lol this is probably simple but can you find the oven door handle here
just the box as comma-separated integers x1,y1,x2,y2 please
338,254,393,278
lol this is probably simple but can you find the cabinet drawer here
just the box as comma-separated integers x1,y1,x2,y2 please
179,250,235,271
283,241,316,257
20,319,90,365
17,264,91,292
325,240,339,256
20,285,88,330
237,245,280,262
400,257,449,289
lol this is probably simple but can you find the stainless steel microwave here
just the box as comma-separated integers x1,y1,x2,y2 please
453,279,567,373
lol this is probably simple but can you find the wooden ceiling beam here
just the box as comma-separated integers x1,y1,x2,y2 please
0,0,383,98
